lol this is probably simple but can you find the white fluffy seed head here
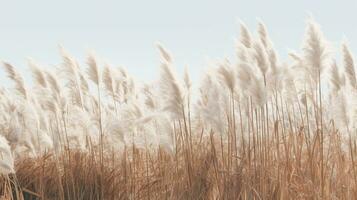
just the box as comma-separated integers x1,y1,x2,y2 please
0,135,15,175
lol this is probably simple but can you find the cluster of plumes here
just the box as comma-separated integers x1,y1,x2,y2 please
0,18,356,177
0,46,178,175
200,19,357,138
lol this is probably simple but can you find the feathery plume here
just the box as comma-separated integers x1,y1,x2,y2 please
59,46,84,107
87,53,100,85
253,41,269,77
183,66,192,90
257,20,269,48
79,72,89,95
0,135,14,175
217,60,236,92
342,42,357,89
236,62,252,86
330,60,343,92
249,73,267,107
159,62,184,117
332,91,350,132
157,44,184,117
156,43,172,63
103,65,115,94
236,44,250,63
2,62,28,99
28,58,47,88
302,19,329,79
45,71,61,96
239,21,252,48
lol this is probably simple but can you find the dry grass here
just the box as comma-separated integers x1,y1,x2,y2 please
0,18,357,199
2,129,356,199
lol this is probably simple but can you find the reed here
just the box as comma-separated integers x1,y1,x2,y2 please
0,18,356,199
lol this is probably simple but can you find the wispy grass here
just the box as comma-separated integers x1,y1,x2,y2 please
0,18,356,199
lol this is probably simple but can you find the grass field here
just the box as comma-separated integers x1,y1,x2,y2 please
0,19,357,199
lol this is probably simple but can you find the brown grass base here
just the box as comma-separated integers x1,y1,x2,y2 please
1,131,357,200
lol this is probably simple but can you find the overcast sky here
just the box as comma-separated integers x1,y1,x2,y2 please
0,0,356,84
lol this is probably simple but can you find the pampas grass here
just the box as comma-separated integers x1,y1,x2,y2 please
0,18,357,199
0,135,14,175
2,62,28,100
342,42,357,89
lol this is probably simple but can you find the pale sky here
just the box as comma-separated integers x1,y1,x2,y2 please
0,0,356,84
